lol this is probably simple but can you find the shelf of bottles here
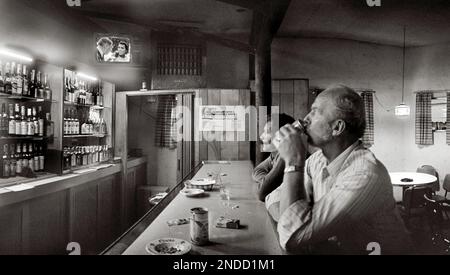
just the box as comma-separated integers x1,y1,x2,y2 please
62,69,112,173
0,59,56,181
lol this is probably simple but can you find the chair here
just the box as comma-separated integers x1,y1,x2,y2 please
423,193,450,254
416,165,440,193
401,186,433,225
428,174,450,220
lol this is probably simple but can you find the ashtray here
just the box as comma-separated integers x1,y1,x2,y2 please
401,178,413,182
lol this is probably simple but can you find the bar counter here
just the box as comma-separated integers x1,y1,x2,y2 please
122,161,282,255
0,157,147,255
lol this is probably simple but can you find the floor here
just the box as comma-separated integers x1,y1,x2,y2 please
399,205,450,255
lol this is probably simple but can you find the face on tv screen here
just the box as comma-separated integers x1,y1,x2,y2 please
96,35,131,63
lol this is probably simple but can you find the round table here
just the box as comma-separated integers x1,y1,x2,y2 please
389,172,437,187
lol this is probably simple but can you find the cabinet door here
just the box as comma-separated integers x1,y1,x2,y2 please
97,175,121,252
135,163,147,187
125,167,137,227
0,204,22,255
69,182,98,255
24,191,68,255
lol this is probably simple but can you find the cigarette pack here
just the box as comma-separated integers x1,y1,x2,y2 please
215,216,240,229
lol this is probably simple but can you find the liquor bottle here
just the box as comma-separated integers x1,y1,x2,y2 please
38,106,44,137
70,147,76,168
82,147,87,166
74,109,79,135
9,144,16,177
43,74,52,100
69,78,75,103
38,145,44,172
21,143,28,169
11,62,17,95
20,105,27,136
16,63,23,96
45,113,54,138
8,104,15,136
64,77,69,102
67,109,73,135
33,144,39,172
36,71,44,98
2,144,10,178
14,103,21,136
64,109,69,135
28,143,34,172
22,65,29,96
4,62,12,94
15,143,22,176
29,69,36,98
0,103,7,136
0,61,4,94
32,107,38,136
63,147,68,170
98,84,104,107
27,108,35,136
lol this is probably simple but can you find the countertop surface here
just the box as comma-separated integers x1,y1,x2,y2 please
122,161,282,255
0,157,147,208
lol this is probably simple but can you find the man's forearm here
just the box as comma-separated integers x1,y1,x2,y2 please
280,171,307,215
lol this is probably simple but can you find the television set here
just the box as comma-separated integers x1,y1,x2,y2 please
95,34,132,63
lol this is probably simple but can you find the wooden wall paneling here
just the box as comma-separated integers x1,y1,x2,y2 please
0,204,22,255
198,89,208,162
25,191,68,255
68,181,99,255
207,89,221,160
125,167,137,228
102,81,115,147
97,175,119,252
280,80,294,118
272,80,280,111
238,89,251,160
115,92,128,231
220,89,239,160
293,79,310,120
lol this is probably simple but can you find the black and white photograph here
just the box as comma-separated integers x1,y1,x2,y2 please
0,0,450,261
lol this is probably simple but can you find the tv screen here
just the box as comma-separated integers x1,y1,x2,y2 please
95,35,132,63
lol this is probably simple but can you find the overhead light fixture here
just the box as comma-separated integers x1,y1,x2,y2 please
395,26,410,117
0,49,33,62
77,72,97,81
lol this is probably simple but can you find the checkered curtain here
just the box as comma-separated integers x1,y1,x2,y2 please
415,92,433,145
155,95,177,149
447,93,450,145
361,91,374,147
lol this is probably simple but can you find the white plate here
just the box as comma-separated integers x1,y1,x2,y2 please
190,178,216,185
145,238,191,255
180,188,205,197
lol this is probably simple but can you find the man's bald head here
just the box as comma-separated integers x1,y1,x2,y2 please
318,84,366,139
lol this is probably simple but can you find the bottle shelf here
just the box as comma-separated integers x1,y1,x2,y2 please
0,136,46,140
62,161,113,174
63,134,108,138
0,93,56,103
63,101,108,109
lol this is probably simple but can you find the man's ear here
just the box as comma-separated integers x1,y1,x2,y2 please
332,119,346,136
